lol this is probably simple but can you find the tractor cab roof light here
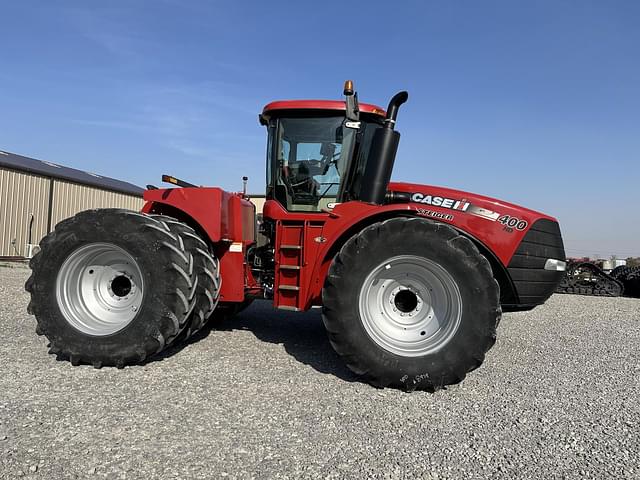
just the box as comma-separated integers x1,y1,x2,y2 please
344,79,360,122
343,80,354,96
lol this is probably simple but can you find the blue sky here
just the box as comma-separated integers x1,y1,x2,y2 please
1,1,638,258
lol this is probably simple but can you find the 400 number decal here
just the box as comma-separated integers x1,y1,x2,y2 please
498,215,528,231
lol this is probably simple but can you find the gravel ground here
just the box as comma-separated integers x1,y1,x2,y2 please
1,265,639,479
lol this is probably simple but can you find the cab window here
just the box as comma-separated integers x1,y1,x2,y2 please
273,116,354,212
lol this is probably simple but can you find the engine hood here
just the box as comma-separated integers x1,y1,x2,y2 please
388,181,556,221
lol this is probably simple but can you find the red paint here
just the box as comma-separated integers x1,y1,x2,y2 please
142,187,256,302
143,187,254,243
261,184,557,309
217,249,246,302
142,182,558,311
262,100,386,117
387,181,558,265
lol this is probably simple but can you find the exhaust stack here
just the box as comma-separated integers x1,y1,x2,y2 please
358,91,409,205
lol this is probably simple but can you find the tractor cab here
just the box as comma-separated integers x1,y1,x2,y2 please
260,85,395,213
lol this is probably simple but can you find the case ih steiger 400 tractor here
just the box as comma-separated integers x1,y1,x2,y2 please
26,82,566,391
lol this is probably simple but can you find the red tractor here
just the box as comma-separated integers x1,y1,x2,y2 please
26,82,566,391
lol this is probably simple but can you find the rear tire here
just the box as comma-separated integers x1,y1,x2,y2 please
610,265,633,280
25,209,197,367
621,266,640,298
149,215,221,340
322,217,501,391
609,265,633,280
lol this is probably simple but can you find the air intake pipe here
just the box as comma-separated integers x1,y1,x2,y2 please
359,91,409,205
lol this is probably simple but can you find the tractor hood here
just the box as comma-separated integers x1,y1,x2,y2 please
388,181,556,222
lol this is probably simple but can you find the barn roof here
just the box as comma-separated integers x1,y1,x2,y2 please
0,150,144,197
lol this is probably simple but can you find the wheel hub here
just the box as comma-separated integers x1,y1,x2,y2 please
109,274,133,298
388,286,424,320
392,288,419,313
358,255,462,356
56,243,144,336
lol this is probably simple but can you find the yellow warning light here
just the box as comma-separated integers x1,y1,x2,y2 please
162,175,178,185
343,80,354,96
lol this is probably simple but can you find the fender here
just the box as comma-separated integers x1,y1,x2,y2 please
141,187,255,243
301,184,559,308
141,187,256,303
304,209,514,308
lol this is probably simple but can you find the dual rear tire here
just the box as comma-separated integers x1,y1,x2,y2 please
25,209,221,367
148,214,221,339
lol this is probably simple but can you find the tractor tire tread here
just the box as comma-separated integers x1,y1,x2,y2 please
25,208,197,367
148,214,221,340
322,216,501,392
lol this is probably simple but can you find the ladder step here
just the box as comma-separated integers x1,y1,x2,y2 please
280,244,302,250
278,285,300,291
278,305,301,312
279,265,301,270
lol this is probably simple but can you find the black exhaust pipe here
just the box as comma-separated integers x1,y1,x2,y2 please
359,91,409,205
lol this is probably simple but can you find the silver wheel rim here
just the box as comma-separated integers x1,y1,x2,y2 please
56,243,144,336
358,255,462,357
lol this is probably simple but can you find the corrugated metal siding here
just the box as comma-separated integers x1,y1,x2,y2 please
250,197,266,214
0,166,144,257
0,167,50,257
50,180,143,227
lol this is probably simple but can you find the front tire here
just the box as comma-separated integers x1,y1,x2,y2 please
322,217,501,391
25,209,198,367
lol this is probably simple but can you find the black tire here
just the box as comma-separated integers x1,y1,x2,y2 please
610,265,633,280
25,209,197,367
621,266,640,298
149,215,221,339
322,217,501,391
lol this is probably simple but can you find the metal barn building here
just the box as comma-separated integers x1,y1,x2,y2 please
0,150,144,258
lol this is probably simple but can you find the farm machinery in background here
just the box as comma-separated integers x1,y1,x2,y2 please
555,261,640,298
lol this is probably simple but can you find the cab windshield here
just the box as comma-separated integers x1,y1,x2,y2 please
270,115,355,212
